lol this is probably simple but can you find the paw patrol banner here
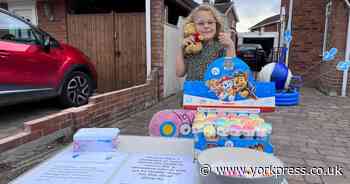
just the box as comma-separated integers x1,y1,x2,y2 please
183,57,276,112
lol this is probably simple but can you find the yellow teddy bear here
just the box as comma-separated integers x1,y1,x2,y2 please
183,23,203,55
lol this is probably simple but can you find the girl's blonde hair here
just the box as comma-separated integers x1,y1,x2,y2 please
184,4,224,39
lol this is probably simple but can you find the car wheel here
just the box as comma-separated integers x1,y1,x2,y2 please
59,71,92,107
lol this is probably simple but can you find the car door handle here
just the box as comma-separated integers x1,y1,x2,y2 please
0,50,10,56
0,50,10,59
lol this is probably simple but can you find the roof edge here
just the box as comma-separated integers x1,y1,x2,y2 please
249,20,280,30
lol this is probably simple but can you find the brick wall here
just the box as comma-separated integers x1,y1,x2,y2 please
319,0,349,96
264,23,278,32
226,12,235,29
37,0,68,42
151,0,165,98
0,69,159,153
226,12,238,45
281,0,326,88
282,0,349,96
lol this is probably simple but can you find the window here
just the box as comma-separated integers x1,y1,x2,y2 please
0,11,38,44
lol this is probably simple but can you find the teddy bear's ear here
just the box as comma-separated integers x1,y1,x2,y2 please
184,22,197,35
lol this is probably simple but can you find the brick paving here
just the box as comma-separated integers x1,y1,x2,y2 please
261,88,350,184
109,87,350,184
2,87,350,184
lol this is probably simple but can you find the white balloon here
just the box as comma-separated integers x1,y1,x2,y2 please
257,63,293,90
257,63,276,82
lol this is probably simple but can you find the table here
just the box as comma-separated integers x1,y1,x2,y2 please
10,135,287,184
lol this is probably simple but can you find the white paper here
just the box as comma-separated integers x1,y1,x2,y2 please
11,150,128,184
110,154,195,184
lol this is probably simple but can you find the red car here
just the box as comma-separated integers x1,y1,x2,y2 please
0,8,97,107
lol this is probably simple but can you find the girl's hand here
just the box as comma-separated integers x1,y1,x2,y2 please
218,32,234,49
182,36,195,48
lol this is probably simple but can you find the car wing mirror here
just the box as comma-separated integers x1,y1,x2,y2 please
43,36,51,52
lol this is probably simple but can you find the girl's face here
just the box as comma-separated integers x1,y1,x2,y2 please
193,10,217,41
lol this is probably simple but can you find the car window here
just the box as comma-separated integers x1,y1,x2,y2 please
239,46,255,51
0,11,38,44
238,44,262,51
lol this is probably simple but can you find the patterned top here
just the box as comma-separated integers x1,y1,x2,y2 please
184,39,225,81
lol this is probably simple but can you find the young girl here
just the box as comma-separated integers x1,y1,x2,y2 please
176,4,236,81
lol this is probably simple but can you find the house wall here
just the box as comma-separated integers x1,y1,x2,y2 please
281,0,326,88
7,0,38,25
319,0,349,96
151,0,165,98
251,23,279,32
254,24,279,33
265,23,278,32
226,11,238,45
36,0,68,42
282,0,349,96
226,11,236,29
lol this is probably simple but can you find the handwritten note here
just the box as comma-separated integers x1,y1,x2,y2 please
11,150,128,184
110,154,195,184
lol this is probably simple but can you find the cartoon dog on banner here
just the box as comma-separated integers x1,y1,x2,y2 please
183,57,276,111
206,71,257,101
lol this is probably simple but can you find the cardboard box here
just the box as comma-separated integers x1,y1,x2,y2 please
183,57,276,112
73,128,120,152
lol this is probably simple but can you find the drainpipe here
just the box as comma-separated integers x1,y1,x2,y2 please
146,0,151,79
278,7,286,61
285,0,293,66
341,0,350,97
323,2,332,56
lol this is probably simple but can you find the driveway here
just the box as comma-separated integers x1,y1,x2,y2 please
261,88,350,184
0,99,61,139
110,88,350,184
3,87,350,184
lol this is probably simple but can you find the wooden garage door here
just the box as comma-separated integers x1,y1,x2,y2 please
67,13,146,93
67,14,116,93
115,13,146,89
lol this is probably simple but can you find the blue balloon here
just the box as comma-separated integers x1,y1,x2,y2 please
271,63,289,90
284,31,292,44
336,60,350,71
323,48,337,62
329,48,338,55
